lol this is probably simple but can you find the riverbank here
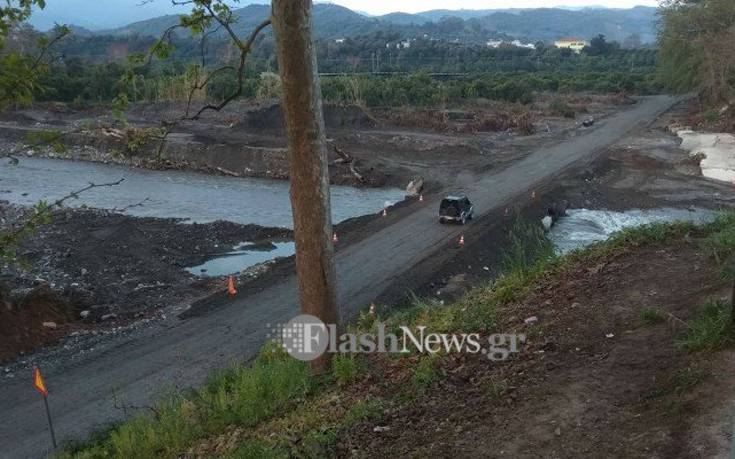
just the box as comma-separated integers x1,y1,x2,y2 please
0,204,293,362
0,96,634,192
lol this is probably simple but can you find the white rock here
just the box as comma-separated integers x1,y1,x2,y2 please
79,310,90,319
42,322,57,329
677,131,735,183
541,215,553,231
524,316,539,325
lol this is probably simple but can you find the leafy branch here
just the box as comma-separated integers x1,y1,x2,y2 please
116,0,272,159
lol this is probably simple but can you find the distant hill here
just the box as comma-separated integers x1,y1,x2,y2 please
376,12,428,26
468,6,659,43
85,4,658,44
414,9,511,22
106,4,385,40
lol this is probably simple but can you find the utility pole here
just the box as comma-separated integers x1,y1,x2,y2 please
271,0,340,374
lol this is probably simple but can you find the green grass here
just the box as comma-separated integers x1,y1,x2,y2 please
59,343,313,459
411,354,440,393
678,300,734,352
702,213,735,268
331,354,364,387
485,378,509,400
645,366,710,400
640,308,667,325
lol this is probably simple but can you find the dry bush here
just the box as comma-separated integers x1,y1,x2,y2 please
383,106,536,135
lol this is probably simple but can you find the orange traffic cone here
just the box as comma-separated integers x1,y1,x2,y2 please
419,194,424,202
458,234,465,246
369,303,376,315
227,276,237,296
382,208,388,217
332,232,339,243
531,190,537,200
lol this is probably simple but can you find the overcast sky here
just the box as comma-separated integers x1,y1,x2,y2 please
28,0,660,31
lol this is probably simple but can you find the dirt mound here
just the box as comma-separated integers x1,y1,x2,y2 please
338,241,732,458
238,104,377,132
0,284,71,363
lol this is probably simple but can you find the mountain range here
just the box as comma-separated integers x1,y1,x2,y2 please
34,3,660,45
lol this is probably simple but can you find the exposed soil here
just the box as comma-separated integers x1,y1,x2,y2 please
337,239,733,458
0,202,292,363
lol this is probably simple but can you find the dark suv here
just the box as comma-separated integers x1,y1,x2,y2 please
439,194,474,224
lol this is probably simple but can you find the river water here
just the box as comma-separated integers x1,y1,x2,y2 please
548,207,717,254
0,157,406,228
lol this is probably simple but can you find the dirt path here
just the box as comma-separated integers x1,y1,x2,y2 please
0,96,679,458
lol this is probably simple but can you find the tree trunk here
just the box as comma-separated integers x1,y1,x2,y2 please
271,0,339,374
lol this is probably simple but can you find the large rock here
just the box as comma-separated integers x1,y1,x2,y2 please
406,176,425,196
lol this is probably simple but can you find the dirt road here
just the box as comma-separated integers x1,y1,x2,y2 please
0,95,679,458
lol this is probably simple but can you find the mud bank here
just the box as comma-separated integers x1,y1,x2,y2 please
0,202,292,362
0,96,630,193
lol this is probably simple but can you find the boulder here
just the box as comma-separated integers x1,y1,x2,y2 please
406,176,425,196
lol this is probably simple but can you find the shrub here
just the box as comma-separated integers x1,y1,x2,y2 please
549,97,576,118
331,354,364,387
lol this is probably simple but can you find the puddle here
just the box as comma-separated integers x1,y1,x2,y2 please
185,241,295,277
548,207,717,254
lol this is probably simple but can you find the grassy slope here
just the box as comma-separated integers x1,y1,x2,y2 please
61,214,735,458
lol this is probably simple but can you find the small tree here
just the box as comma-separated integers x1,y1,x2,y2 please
658,0,735,105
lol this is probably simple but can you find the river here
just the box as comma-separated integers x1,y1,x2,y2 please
0,157,406,228
548,207,717,254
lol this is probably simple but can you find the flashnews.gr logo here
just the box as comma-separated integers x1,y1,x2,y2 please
268,314,329,361
268,314,526,362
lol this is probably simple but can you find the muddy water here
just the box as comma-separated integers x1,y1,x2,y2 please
185,241,295,277
0,157,405,227
548,207,717,254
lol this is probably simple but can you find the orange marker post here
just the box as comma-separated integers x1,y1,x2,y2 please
332,232,339,243
382,208,388,217
459,234,465,246
33,367,57,449
227,276,237,296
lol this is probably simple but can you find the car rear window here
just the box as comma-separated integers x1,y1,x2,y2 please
440,199,460,216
